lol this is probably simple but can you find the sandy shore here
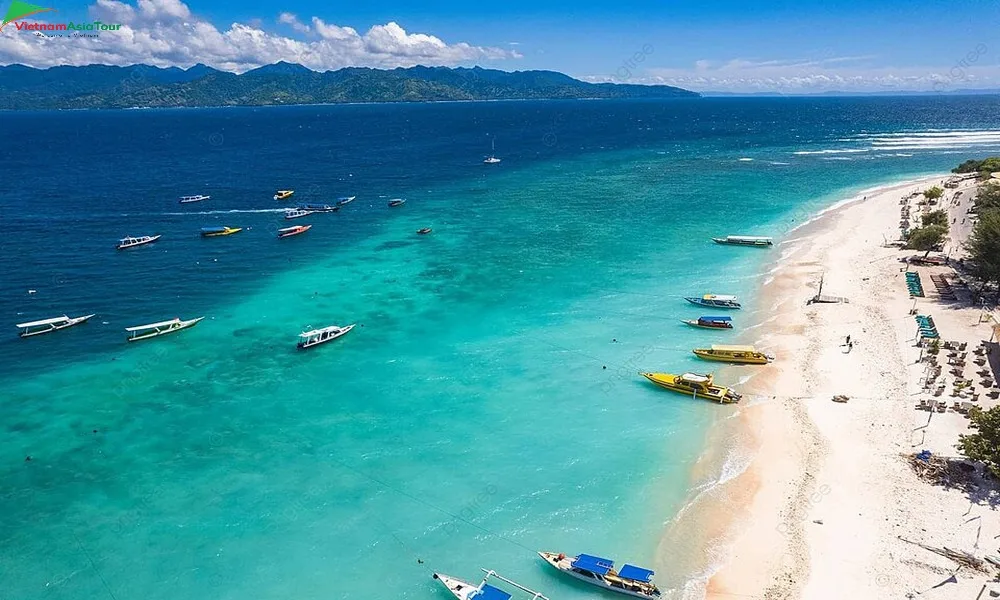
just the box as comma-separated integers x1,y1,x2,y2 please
704,174,1000,600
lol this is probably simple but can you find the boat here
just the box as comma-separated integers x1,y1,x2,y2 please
16,314,95,338
692,345,773,365
274,190,294,201
711,235,773,247
417,227,432,235
297,323,355,349
117,235,161,250
537,552,660,599
336,196,356,206
433,569,548,600
284,208,315,220
301,204,339,213
484,137,501,164
682,316,734,329
388,198,406,207
278,225,311,238
684,294,742,309
125,317,204,342
200,226,242,237
179,194,210,204
638,372,741,404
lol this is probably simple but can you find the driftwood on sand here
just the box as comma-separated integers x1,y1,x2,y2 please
897,537,993,573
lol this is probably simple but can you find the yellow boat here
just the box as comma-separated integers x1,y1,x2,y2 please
639,372,741,404
201,226,242,237
692,344,773,365
274,190,295,201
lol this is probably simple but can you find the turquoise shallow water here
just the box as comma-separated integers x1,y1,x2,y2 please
2,97,1000,599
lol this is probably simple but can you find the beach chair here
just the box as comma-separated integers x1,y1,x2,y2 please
937,403,947,413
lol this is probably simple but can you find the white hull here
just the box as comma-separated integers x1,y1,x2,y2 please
18,314,95,338
538,552,659,599
432,574,479,600
127,317,204,342
298,323,354,349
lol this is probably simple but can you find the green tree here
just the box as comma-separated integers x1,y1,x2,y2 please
953,157,1000,174
923,186,944,200
921,210,949,228
906,225,947,256
975,182,1000,213
964,208,1000,300
958,406,1000,478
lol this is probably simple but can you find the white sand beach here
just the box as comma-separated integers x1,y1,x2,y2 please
705,175,1000,600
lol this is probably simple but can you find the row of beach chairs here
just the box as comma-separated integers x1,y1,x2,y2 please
915,314,939,339
906,271,925,297
929,273,957,301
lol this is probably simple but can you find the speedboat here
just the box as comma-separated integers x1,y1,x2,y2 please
433,569,548,600
301,204,339,213
17,314,95,338
125,317,204,342
483,137,501,164
682,316,733,329
278,225,311,238
200,226,242,237
336,196,356,206
179,194,210,204
285,208,315,220
639,372,741,404
274,190,294,201
692,345,773,365
117,235,161,250
711,235,773,247
684,294,742,309
537,552,660,599
297,323,354,349
417,228,432,235
388,198,406,207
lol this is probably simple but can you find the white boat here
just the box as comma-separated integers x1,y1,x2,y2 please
125,317,204,342
117,235,161,250
684,294,742,309
336,196,356,206
179,194,210,204
484,137,501,164
285,208,316,220
433,569,548,600
388,198,406,207
297,323,355,349
538,552,661,599
16,314,95,338
711,235,773,247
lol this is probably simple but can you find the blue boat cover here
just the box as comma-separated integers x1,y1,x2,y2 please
618,565,654,582
572,554,614,575
201,227,226,232
475,584,512,600
700,316,731,321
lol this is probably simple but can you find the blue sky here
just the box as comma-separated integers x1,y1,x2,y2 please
1,0,999,92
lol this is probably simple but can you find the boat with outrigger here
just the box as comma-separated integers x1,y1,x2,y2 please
297,323,354,349
117,235,161,250
684,294,741,309
16,314,95,338
639,372,741,404
693,344,773,365
433,569,548,600
301,204,339,213
537,552,660,599
682,315,733,330
200,226,242,237
712,235,773,247
179,194,210,204
125,317,204,342
284,208,315,220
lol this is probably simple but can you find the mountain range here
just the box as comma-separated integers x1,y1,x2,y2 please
0,63,698,110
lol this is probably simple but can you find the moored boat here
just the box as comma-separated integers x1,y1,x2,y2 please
273,190,294,201
681,315,733,329
712,235,773,247
684,294,742,309
301,204,339,213
336,196,356,206
693,344,773,365
125,317,204,342
179,194,210,204
200,226,242,237
117,235,161,250
433,569,548,600
284,208,315,220
417,227,432,235
278,225,311,238
297,323,354,349
537,552,660,599
639,371,741,403
16,314,95,338
388,198,406,207
483,137,502,164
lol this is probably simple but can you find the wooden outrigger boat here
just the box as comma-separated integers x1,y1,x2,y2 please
712,235,773,247
297,323,354,349
639,372,741,404
684,294,741,309
117,235,161,250
200,226,242,237
682,316,733,330
538,552,661,599
693,345,773,365
125,317,204,342
273,190,294,201
179,194,210,204
433,569,548,600
17,314,95,338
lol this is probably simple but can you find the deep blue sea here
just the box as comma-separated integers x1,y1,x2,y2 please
2,96,999,600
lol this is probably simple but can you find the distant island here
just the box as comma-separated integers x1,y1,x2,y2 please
0,63,698,110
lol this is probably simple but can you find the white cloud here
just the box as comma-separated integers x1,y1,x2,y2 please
0,0,520,72
584,52,1000,93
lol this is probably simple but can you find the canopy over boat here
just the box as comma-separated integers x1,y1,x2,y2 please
618,565,655,583
16,315,70,328
201,227,228,233
300,325,346,338
711,344,757,352
680,372,712,383
699,316,731,322
724,235,772,242
572,554,615,576
125,318,181,332
704,294,737,301
478,584,512,600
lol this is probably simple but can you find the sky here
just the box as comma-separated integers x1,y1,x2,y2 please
1,0,999,93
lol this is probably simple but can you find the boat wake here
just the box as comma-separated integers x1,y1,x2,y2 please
161,208,288,216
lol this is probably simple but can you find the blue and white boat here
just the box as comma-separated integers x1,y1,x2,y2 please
336,196,356,206
538,551,661,598
433,569,548,600
683,294,742,309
